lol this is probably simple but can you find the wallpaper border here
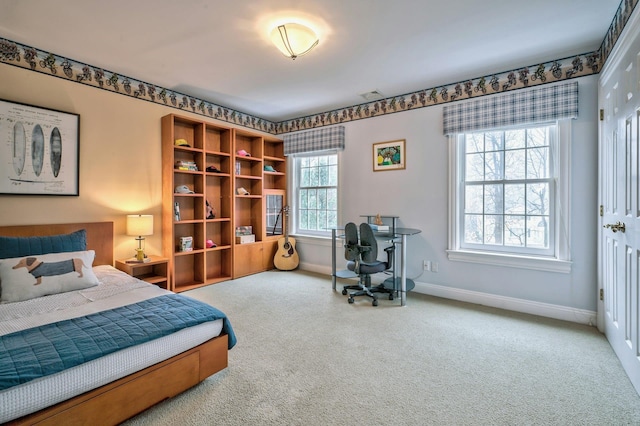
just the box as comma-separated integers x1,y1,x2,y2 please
0,0,636,135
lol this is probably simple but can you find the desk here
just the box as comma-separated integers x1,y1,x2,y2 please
331,226,421,307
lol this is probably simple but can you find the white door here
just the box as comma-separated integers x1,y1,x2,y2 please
598,11,640,395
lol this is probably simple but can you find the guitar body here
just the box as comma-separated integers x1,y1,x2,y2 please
273,205,299,271
274,236,299,271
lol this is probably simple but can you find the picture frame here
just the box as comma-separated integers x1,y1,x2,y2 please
0,99,80,195
373,139,406,171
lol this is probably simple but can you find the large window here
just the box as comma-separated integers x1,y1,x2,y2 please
293,153,338,236
448,121,571,272
462,125,554,255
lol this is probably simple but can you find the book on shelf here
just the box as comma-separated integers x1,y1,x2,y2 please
179,236,193,252
175,160,198,171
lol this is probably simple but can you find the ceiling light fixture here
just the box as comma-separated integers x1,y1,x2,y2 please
270,23,319,60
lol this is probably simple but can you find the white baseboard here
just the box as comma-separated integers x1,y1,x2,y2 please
412,282,597,326
299,262,330,275
299,262,597,326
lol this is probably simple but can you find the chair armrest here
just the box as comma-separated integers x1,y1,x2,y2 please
384,246,394,269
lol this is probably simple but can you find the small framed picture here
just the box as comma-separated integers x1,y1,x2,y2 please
373,139,406,171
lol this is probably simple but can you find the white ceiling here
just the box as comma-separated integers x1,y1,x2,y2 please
0,0,623,122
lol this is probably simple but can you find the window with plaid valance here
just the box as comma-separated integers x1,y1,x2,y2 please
442,82,579,136
283,126,345,155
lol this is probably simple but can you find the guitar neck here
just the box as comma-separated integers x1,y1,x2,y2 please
283,206,290,242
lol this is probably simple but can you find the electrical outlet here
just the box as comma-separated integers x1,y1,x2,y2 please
431,262,439,273
423,260,431,271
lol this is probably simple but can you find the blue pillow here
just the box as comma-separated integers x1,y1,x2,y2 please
0,229,87,259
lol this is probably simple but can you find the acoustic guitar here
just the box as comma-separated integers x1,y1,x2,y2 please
274,206,299,271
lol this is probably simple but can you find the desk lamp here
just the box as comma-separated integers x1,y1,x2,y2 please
126,214,153,262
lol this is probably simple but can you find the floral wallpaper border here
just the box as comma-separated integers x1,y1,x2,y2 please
0,0,636,135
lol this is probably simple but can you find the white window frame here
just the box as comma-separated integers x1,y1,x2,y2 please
447,120,572,273
289,150,339,238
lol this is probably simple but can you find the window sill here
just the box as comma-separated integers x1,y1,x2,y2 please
446,249,572,273
290,234,333,247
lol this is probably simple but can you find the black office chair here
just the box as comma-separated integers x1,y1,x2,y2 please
341,222,394,306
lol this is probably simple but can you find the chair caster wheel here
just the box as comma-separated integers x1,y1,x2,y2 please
389,294,394,300
348,297,354,304
372,299,378,306
342,289,348,295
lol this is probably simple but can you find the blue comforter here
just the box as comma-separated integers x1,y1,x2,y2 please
0,294,236,391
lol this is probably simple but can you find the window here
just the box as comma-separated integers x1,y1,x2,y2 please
292,153,338,236
448,121,571,272
463,125,555,254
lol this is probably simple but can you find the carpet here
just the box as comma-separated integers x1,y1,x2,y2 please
123,270,640,425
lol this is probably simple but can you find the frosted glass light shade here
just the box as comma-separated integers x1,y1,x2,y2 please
270,23,319,59
126,214,154,236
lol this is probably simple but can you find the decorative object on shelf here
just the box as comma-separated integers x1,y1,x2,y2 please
371,214,389,231
179,236,193,252
236,149,251,157
236,187,250,195
373,139,406,172
174,138,190,147
206,165,221,173
174,202,181,221
175,184,195,194
270,23,319,60
206,239,217,248
0,99,80,196
126,214,154,262
264,165,276,172
206,199,216,219
236,226,253,236
236,234,256,244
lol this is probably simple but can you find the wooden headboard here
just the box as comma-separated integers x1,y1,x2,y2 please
0,222,114,266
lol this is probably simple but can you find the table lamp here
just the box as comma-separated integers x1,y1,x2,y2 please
126,214,153,262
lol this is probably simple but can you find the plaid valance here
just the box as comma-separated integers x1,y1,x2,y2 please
283,126,345,155
442,82,579,136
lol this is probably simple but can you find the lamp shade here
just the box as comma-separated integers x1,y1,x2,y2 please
270,23,319,59
126,215,154,236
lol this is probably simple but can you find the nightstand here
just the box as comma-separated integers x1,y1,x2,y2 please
115,255,169,289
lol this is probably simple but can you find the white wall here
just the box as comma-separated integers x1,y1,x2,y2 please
296,74,599,323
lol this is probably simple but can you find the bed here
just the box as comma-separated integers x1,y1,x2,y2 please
0,222,236,425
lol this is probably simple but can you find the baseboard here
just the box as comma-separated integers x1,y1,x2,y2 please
412,282,596,326
298,262,329,275
298,262,597,326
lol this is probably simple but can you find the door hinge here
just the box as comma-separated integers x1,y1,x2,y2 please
600,288,604,301
600,109,605,121
600,205,603,217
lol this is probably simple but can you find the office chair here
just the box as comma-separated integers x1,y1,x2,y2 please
341,222,394,306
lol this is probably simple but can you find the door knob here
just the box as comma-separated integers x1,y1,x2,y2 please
604,221,626,233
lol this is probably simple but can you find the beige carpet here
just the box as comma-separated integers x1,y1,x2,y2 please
124,270,640,425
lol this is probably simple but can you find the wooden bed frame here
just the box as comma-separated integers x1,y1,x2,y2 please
0,222,230,426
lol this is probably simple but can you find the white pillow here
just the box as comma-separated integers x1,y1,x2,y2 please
0,250,99,303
